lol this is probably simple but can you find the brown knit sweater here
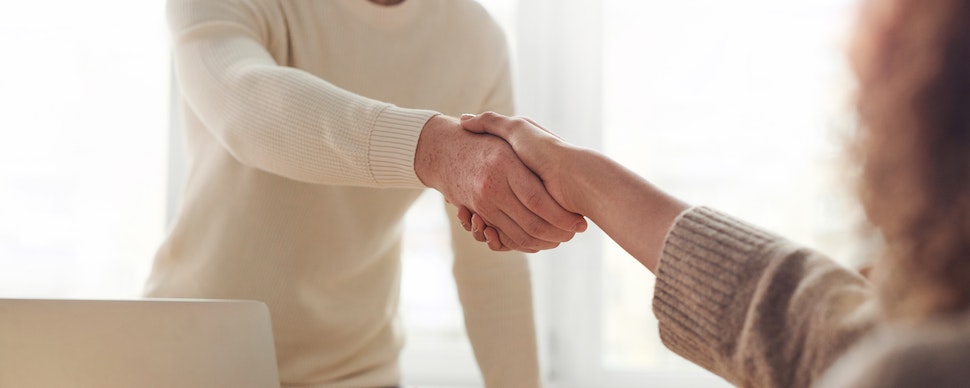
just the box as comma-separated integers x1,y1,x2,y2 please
654,207,970,387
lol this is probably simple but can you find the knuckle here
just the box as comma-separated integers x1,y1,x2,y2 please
524,218,546,237
503,234,523,251
483,147,510,166
481,152,499,167
467,195,483,211
500,239,517,252
523,190,544,212
480,111,500,121
473,175,494,196
519,237,543,249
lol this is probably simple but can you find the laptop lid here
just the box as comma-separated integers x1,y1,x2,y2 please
0,298,280,388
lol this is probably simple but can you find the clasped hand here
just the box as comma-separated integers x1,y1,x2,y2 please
414,114,586,253
450,112,587,252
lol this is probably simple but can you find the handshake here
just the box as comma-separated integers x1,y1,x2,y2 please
415,111,596,254
416,111,686,265
454,113,590,253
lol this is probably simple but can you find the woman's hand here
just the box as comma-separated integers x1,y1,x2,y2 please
457,112,589,251
457,112,689,272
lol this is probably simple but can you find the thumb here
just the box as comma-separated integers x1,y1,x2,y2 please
459,113,486,134
459,112,515,141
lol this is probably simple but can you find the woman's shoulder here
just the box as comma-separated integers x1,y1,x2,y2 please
818,313,970,388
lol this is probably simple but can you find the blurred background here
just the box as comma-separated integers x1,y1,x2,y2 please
0,0,865,386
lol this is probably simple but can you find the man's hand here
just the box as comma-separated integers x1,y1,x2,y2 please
455,112,589,251
460,112,584,213
457,112,690,272
414,115,586,253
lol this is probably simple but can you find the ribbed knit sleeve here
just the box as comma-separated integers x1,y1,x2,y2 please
653,207,880,388
167,0,438,188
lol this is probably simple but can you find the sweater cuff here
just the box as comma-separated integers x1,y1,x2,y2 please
368,105,440,188
652,206,780,372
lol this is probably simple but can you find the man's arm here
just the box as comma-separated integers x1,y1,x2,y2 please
168,0,434,187
168,0,582,249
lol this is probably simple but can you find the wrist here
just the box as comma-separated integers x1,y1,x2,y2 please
413,114,452,189
369,106,439,187
566,147,608,216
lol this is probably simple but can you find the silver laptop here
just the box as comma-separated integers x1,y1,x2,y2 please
0,298,280,388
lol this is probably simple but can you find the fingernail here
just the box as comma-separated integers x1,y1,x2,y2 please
460,113,476,120
574,219,588,232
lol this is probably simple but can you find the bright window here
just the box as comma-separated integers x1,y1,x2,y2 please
600,0,861,375
0,1,169,298
510,0,864,386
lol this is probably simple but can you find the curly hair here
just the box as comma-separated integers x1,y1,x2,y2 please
854,0,970,319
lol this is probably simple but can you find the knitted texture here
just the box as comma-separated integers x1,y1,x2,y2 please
149,0,537,387
654,207,880,387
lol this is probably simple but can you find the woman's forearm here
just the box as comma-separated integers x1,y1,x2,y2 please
568,148,690,273
457,112,689,269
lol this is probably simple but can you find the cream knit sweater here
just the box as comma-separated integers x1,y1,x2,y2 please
146,1,539,386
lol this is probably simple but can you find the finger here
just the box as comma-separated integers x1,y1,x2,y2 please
495,227,536,253
483,227,509,251
469,203,526,250
484,208,560,251
480,211,548,253
460,111,516,140
479,223,514,252
507,170,587,235
498,196,574,247
470,213,487,242
456,206,473,231
474,216,523,252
